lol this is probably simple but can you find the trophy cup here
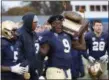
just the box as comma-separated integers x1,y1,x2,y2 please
62,11,89,36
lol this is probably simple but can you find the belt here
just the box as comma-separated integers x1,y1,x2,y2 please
63,69,68,78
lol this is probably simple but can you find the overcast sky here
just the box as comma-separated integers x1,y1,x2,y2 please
2,1,23,11
1,0,108,12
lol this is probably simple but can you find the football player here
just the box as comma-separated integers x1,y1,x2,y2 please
39,15,86,79
1,21,28,80
85,19,108,79
15,12,46,80
71,49,88,80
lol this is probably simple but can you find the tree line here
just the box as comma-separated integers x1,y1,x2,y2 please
2,1,72,15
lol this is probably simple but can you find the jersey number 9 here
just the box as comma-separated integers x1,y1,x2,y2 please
62,39,71,53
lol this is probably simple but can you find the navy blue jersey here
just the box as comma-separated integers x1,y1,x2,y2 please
71,49,85,78
71,49,84,67
1,37,23,66
39,31,73,69
85,31,108,60
1,37,24,80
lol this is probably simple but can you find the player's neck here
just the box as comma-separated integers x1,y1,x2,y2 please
94,31,102,37
51,29,63,34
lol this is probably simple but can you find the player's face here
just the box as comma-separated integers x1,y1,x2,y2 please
93,22,103,34
51,20,63,33
32,21,38,31
11,29,18,40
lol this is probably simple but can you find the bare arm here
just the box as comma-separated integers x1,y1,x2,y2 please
72,34,86,50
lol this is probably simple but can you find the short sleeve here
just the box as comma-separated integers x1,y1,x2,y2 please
38,31,50,45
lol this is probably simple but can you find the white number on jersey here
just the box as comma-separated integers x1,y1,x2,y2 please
13,51,18,62
62,39,71,53
92,41,105,51
35,43,40,54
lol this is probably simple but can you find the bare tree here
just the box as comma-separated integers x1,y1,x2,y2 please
30,1,72,15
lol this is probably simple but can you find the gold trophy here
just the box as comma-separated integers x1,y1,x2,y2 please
62,11,89,36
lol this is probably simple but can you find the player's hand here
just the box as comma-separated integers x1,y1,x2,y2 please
88,56,95,63
39,76,45,80
100,54,108,63
10,63,29,75
25,65,29,72
23,65,29,73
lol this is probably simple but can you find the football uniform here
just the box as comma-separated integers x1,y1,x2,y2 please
39,31,73,79
71,49,85,79
85,31,108,79
1,37,24,80
85,31,108,60
15,12,43,80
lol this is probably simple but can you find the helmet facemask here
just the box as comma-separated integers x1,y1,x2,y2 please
2,20,18,40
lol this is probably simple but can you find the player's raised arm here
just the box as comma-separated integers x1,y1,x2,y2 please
72,33,86,50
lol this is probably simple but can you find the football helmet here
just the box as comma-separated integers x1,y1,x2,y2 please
1,20,17,39
88,61,103,79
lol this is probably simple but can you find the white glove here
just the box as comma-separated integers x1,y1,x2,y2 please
39,76,45,80
11,63,29,75
100,54,108,63
88,56,95,63
25,65,29,73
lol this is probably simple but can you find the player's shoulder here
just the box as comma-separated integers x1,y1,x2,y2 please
85,31,93,38
17,27,24,35
86,31,93,35
102,32,108,38
62,32,74,39
17,27,28,38
102,32,108,36
38,31,52,42
63,32,70,36
39,30,53,37
1,37,10,47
